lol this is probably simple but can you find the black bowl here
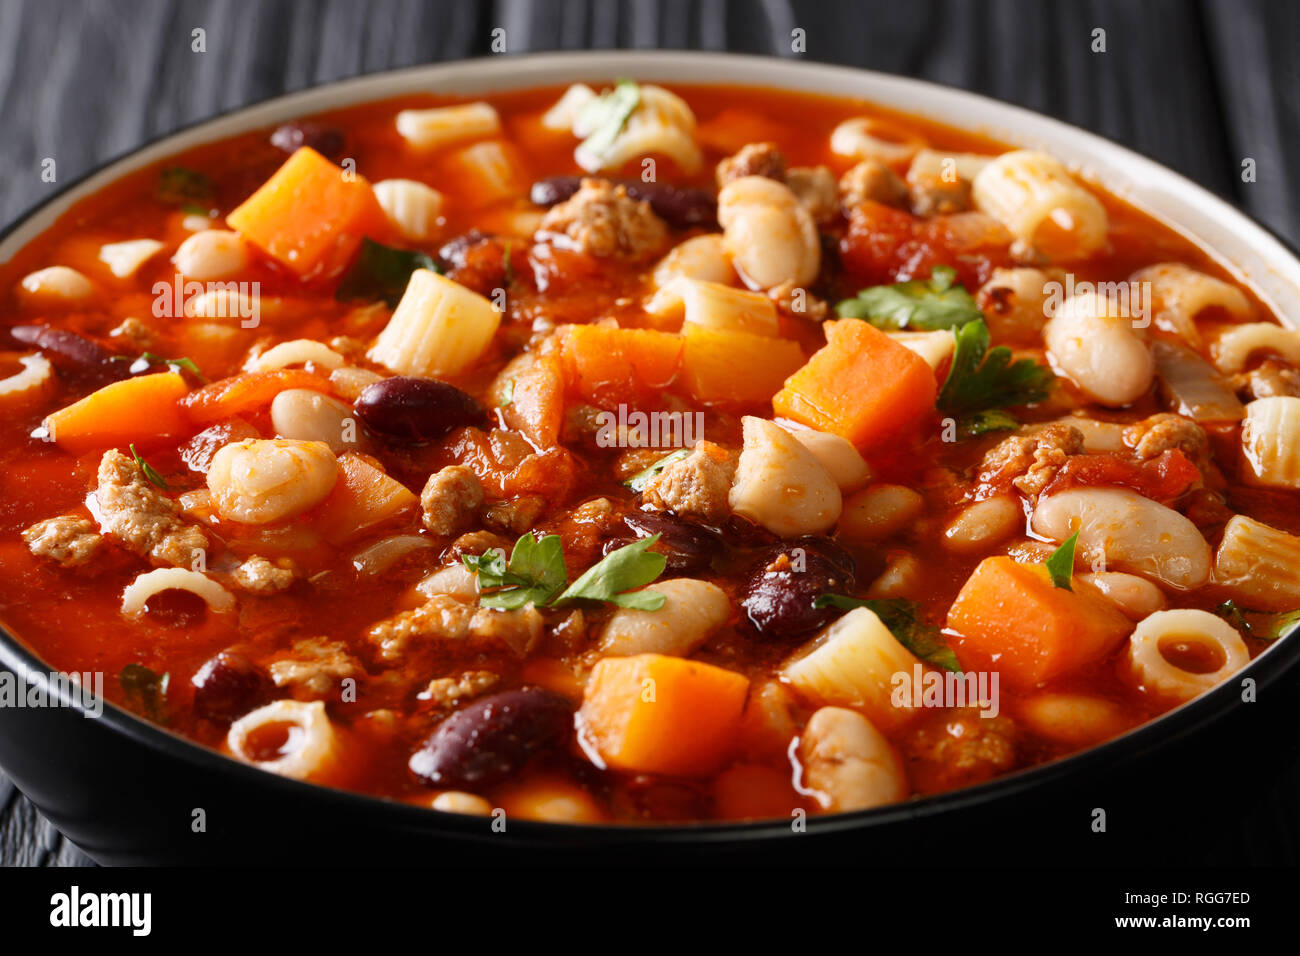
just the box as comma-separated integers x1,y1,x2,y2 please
2,54,1300,865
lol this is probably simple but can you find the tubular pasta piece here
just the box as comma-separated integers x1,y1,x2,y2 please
227,699,339,780
395,102,500,151
1213,514,1300,611
972,150,1108,260
829,117,924,165
1211,322,1300,374
121,568,235,617
0,353,54,402
245,338,345,372
1240,396,1300,489
1126,609,1248,702
1130,262,1251,345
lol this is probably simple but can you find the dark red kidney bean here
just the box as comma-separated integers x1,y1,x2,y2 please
530,176,717,229
740,538,857,639
269,121,346,161
409,687,573,789
438,230,493,270
191,651,273,723
10,325,128,381
611,510,721,574
354,376,487,442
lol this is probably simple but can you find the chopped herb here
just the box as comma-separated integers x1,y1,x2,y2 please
624,449,689,492
464,532,666,611
129,444,169,490
814,594,962,672
555,535,667,610
498,379,515,408
577,80,641,161
502,240,514,286
1045,531,1079,591
938,318,1053,433
119,664,169,724
955,408,1020,439
336,238,440,308
835,266,983,331
112,352,207,382
1215,600,1300,641
180,203,212,217
156,166,212,206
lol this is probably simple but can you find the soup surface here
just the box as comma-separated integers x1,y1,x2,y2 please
1,80,1295,824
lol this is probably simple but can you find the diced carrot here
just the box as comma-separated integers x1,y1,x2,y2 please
43,372,189,454
311,453,418,545
946,556,1132,689
579,653,749,777
495,350,565,448
557,325,684,408
773,319,937,449
180,369,331,424
226,147,387,277
680,326,805,407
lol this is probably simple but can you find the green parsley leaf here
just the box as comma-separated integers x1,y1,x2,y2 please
1045,531,1079,590
577,80,640,161
813,594,961,672
119,663,170,724
498,379,515,408
938,317,1053,417
835,265,983,331
955,408,1020,439
156,166,212,206
555,535,667,610
624,449,689,492
502,239,514,287
1214,601,1300,641
129,444,169,490
336,238,440,308
463,534,568,610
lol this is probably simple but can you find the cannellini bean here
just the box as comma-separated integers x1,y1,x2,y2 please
866,552,923,599
977,268,1053,343
652,234,735,289
717,175,820,290
599,578,730,656
1045,291,1154,406
1031,487,1211,589
431,791,493,815
1126,608,1249,702
1041,415,1126,453
838,484,924,541
1076,571,1167,619
1017,692,1131,746
799,706,907,812
729,416,842,537
207,439,339,524
942,495,1023,554
270,389,363,453
228,699,338,780
776,420,872,492
173,229,249,280
18,266,94,307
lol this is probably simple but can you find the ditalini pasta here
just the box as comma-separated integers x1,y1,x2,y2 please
228,700,339,781
1126,609,1249,702
4,78,1299,824
972,150,1108,259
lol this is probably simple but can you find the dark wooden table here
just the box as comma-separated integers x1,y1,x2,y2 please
1,0,1297,866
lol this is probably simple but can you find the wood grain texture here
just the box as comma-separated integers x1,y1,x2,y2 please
0,0,1296,866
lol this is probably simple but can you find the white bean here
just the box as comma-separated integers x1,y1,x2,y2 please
1031,487,1210,589
599,578,730,656
207,439,339,524
799,706,907,812
18,266,94,307
652,234,735,289
1076,571,1166,619
1045,291,1154,406
270,389,363,453
717,176,820,290
942,495,1023,554
431,791,493,815
173,229,249,280
838,484,924,541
